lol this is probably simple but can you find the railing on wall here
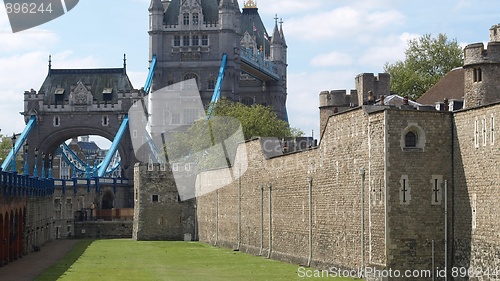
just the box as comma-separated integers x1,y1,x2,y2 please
0,168,55,198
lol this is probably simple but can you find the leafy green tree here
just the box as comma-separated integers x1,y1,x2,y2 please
0,134,23,173
164,99,303,171
384,33,464,100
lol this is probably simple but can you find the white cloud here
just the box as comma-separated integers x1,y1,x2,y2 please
311,51,353,67
357,32,419,68
0,50,103,135
284,6,404,42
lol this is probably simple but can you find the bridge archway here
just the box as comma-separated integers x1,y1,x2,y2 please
30,127,131,179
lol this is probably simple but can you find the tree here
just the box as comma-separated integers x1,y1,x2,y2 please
384,33,464,100
164,99,303,171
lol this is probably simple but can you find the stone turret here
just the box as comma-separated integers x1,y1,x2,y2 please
490,23,500,42
463,25,500,108
149,0,163,31
355,73,390,106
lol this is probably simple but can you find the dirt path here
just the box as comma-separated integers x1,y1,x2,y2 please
0,239,80,281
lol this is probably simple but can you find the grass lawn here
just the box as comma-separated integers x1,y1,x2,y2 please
36,239,360,281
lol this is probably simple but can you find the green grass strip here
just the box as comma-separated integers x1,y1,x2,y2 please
39,239,360,281
35,239,94,281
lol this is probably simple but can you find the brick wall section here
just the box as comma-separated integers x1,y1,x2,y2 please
385,109,452,277
133,163,196,241
452,103,500,276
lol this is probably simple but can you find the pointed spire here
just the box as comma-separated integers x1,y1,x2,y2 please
48,55,52,75
271,14,280,44
279,18,286,44
149,0,162,11
123,53,127,74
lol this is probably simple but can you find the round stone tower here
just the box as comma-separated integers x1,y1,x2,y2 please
463,24,500,108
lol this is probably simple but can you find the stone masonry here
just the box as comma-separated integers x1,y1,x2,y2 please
133,163,196,241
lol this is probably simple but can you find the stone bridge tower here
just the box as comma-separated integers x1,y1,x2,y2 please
22,57,142,181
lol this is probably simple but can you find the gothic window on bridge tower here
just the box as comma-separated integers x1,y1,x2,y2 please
183,13,189,25
102,115,109,127
208,79,215,90
183,35,190,46
202,35,208,46
53,116,60,127
151,194,159,202
183,73,198,89
173,36,181,47
241,97,254,106
171,113,181,125
192,13,199,25
192,35,199,46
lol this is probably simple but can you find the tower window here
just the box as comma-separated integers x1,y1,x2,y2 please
208,79,215,90
192,13,199,25
152,195,159,202
173,36,180,46
53,116,60,127
183,35,190,46
183,13,189,25
241,97,254,106
473,68,483,82
202,35,208,46
102,115,109,126
404,131,417,148
192,35,199,46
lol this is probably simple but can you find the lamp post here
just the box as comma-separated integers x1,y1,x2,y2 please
41,152,45,179
33,148,38,178
11,133,17,172
23,141,29,175
48,154,53,179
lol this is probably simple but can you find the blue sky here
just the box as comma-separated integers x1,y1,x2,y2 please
1,0,499,147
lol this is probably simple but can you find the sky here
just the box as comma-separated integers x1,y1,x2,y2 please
1,0,500,148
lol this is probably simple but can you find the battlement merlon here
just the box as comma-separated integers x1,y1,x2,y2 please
464,42,500,66
490,23,500,42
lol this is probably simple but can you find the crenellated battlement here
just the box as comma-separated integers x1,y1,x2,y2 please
464,42,500,66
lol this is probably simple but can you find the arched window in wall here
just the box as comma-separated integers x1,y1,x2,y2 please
405,131,417,148
183,73,199,90
183,13,189,25
241,97,254,106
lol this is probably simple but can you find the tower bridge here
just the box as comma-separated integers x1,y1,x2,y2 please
0,0,289,264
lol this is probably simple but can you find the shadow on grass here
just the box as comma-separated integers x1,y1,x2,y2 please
35,239,94,281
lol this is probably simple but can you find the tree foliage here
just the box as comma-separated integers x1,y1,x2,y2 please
164,99,303,171
384,33,464,100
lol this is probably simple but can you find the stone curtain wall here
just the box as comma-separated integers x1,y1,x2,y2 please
385,109,453,277
197,107,388,270
453,102,500,277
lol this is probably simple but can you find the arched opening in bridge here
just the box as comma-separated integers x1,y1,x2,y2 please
101,190,114,210
53,135,122,179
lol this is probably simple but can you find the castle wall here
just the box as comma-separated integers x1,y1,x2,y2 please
452,102,500,276
196,107,388,270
